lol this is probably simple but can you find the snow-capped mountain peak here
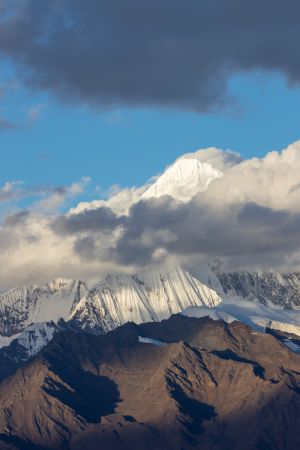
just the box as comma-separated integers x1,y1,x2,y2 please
4,263,300,370
142,157,222,202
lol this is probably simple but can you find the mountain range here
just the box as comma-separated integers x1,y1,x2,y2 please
1,265,300,379
2,154,300,372
1,150,300,449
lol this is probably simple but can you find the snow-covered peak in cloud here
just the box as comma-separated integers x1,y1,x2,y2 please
3,140,300,288
71,148,242,212
142,156,222,202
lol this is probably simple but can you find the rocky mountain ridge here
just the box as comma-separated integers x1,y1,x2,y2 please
0,315,300,449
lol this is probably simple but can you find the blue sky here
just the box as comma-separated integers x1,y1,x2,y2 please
1,0,300,208
2,1,300,284
1,70,300,200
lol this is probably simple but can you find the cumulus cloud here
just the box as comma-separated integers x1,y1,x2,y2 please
4,210,30,227
202,141,300,212
55,140,300,272
0,177,91,217
35,177,91,212
0,181,24,202
181,147,243,172
70,184,148,216
0,210,119,288
2,141,300,287
0,1,300,111
52,205,122,235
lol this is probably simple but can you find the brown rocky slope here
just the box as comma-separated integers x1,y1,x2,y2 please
0,315,300,449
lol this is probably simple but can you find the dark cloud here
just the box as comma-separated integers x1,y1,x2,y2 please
237,203,290,228
52,206,123,235
112,200,300,264
4,210,30,226
0,182,67,204
74,236,98,260
51,196,300,269
0,1,300,111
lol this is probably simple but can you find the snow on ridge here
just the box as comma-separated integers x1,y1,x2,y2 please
10,322,56,356
182,305,237,323
182,298,300,337
138,336,167,346
0,280,88,337
141,157,222,202
70,265,222,333
4,263,300,359
283,339,300,353
0,321,57,361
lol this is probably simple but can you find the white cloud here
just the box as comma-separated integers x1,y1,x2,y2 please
202,141,300,212
0,181,24,201
2,140,300,287
70,184,148,216
34,177,91,213
181,147,243,171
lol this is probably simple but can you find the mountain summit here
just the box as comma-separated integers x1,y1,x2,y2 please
142,157,222,202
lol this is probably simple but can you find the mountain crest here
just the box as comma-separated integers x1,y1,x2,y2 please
142,157,222,202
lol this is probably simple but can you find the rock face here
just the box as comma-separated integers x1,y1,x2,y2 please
216,271,300,308
0,316,300,450
0,320,81,383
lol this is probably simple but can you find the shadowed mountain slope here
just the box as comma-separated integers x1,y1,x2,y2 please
0,316,300,449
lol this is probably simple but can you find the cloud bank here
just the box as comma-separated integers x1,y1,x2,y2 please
0,1,300,111
1,141,300,287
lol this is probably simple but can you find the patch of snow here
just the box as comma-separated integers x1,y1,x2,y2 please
0,322,58,358
283,339,300,353
138,336,167,346
182,305,236,323
0,334,17,348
